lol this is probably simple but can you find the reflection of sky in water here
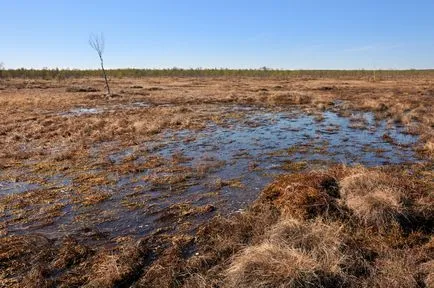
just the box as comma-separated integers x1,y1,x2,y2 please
144,110,419,215
1,108,422,240
0,181,40,196
159,110,418,166
60,102,152,117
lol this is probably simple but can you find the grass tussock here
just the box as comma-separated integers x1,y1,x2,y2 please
268,91,312,105
226,242,330,287
85,239,149,287
339,169,407,230
131,165,432,287
423,139,434,156
226,219,348,288
368,252,421,288
258,172,344,220
1,165,432,287
1,77,433,287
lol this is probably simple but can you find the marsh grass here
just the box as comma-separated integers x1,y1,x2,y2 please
0,76,433,287
1,165,432,287
130,165,432,287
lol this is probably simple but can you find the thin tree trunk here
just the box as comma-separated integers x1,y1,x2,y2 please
99,55,111,95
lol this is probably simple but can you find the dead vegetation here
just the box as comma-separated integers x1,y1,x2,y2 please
66,86,100,93
0,76,433,287
340,169,407,230
225,219,347,288
268,91,312,105
0,77,433,161
2,164,431,287
133,165,432,288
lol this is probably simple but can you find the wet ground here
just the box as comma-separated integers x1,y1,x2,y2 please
0,105,422,244
59,102,152,116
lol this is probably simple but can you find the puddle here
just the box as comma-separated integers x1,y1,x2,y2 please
157,110,418,166
81,108,419,238
3,106,422,242
61,108,102,116
0,181,40,196
138,110,420,212
60,102,151,117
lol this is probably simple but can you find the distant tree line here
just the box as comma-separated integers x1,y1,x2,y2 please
1,68,434,80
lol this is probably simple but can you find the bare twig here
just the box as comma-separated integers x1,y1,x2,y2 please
89,33,111,95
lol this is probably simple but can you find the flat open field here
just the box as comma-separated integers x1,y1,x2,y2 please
0,76,433,287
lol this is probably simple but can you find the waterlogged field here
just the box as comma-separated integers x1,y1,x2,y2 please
0,76,433,287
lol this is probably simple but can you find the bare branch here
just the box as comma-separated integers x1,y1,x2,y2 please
89,33,111,95
89,33,105,58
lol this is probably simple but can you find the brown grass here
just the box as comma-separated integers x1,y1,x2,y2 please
125,165,431,287
225,219,348,287
0,165,432,287
368,252,421,288
1,76,433,287
85,238,149,287
226,243,326,287
340,169,407,230
258,172,345,220
268,91,312,105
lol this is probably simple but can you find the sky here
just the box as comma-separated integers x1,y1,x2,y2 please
1,0,434,69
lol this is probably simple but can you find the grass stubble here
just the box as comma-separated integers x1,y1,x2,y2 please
0,76,433,287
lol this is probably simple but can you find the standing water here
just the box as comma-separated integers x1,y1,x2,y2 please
1,107,421,241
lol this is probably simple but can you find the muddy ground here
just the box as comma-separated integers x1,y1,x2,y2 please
0,76,433,287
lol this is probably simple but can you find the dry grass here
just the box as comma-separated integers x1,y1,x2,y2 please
1,76,433,287
226,242,326,287
1,76,433,163
268,91,312,105
127,165,431,287
340,169,407,230
225,219,348,288
423,140,434,156
0,165,432,287
85,238,149,287
368,252,421,288
258,172,345,220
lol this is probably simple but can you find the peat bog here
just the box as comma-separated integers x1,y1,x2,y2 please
0,76,432,287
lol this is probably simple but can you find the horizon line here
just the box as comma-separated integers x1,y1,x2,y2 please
3,67,434,71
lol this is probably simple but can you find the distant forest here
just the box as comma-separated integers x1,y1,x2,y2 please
1,68,434,79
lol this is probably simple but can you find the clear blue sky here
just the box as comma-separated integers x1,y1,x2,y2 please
2,0,434,69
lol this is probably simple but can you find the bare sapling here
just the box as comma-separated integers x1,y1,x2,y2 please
89,33,111,95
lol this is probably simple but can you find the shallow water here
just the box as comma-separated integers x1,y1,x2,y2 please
0,181,40,196
144,110,418,208
89,108,420,237
1,106,422,241
65,107,101,116
60,102,151,116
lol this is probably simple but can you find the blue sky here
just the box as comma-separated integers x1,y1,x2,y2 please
2,0,434,69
